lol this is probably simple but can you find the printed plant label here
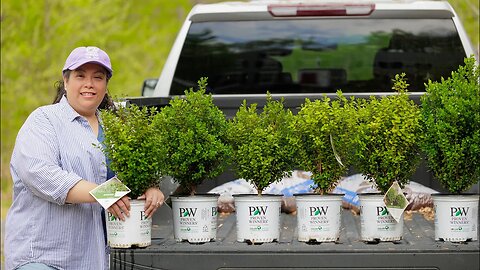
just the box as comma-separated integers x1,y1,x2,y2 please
90,176,131,209
383,181,409,222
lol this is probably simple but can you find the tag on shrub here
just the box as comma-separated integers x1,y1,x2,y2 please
90,176,131,209
330,134,344,167
383,181,409,222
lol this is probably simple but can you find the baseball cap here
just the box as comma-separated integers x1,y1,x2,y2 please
62,46,113,78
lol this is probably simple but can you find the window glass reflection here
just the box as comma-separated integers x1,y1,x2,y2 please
172,19,465,95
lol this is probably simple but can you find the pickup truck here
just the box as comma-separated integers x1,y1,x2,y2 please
112,0,479,269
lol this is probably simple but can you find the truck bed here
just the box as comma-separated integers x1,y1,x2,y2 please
110,207,479,270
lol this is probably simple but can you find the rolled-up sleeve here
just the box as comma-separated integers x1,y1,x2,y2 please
6,97,108,270
11,108,82,205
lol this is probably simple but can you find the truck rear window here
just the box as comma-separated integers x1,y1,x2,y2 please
171,19,465,95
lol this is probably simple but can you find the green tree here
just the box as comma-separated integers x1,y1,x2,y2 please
101,105,163,198
352,74,422,194
152,78,232,195
295,92,357,194
229,95,298,195
420,56,480,193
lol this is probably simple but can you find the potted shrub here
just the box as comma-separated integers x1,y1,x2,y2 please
101,104,163,248
352,74,422,242
420,56,479,242
228,94,297,243
152,77,231,243
294,92,357,242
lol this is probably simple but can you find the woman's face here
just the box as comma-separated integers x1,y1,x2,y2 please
64,62,108,117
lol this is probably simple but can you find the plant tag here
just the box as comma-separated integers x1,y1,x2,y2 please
330,134,345,167
383,181,409,223
89,176,131,210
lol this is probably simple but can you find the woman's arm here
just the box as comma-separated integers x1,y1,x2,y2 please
65,180,98,203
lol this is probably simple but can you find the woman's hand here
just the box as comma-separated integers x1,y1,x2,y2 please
107,195,131,221
138,187,165,218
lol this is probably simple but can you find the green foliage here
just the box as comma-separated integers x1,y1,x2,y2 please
420,56,480,193
229,94,298,194
352,74,422,194
1,0,478,216
100,105,163,198
295,92,358,194
449,0,479,54
152,78,231,195
1,0,192,195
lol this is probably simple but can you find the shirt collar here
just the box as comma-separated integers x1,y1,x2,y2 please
59,95,99,122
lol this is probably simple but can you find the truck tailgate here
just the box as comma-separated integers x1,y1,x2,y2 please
110,208,479,270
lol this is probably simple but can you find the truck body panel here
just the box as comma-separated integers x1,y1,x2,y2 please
113,1,479,269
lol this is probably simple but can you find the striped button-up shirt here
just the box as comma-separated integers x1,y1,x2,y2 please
5,97,109,270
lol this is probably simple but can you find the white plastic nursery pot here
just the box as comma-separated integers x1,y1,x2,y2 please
234,194,282,243
105,199,152,248
171,194,220,243
432,194,479,242
359,194,404,242
294,194,343,242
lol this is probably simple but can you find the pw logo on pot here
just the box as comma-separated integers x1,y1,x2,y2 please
451,207,469,217
249,206,268,216
180,208,197,217
309,206,329,216
376,207,390,216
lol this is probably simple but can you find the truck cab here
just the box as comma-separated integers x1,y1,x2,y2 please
143,0,477,101
134,0,478,192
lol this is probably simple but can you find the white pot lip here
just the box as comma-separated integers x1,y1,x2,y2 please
293,193,343,197
171,193,220,198
129,198,146,205
233,194,282,197
431,193,479,197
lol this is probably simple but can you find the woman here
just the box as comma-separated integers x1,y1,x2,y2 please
5,46,164,270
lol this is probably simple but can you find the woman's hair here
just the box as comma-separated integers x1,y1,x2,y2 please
53,70,116,111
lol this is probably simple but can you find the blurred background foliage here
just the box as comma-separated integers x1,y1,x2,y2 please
1,0,195,215
0,0,479,218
